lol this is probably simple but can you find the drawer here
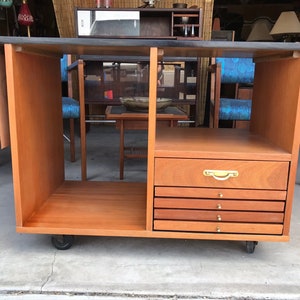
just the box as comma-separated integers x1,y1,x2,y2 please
155,158,289,190
153,220,283,235
154,198,285,212
155,187,287,200
154,209,284,223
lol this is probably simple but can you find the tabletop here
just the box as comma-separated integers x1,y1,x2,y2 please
105,105,189,121
1,37,299,60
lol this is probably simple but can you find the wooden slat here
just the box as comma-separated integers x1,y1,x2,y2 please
154,198,285,212
155,187,287,200
154,220,283,235
154,209,284,223
146,47,158,231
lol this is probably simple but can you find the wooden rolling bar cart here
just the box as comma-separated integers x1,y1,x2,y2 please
1,37,300,253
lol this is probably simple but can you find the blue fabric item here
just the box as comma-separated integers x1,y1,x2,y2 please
219,98,252,120
60,54,68,82
62,97,80,119
216,57,255,84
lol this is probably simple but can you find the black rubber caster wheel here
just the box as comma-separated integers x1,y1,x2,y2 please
246,241,258,253
51,235,74,250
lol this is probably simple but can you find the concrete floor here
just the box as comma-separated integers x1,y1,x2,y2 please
1,125,300,300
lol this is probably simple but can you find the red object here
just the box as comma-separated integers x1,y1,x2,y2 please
104,90,113,99
104,0,113,8
17,1,34,26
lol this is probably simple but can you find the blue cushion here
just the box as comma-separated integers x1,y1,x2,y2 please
219,98,251,121
62,97,80,119
216,58,255,84
60,55,68,82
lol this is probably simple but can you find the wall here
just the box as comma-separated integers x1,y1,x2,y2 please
0,53,10,149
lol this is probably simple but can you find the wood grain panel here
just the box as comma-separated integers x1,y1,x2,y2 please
24,181,147,231
154,220,283,235
154,198,285,212
251,58,300,153
155,127,291,160
154,209,284,223
155,158,289,190
5,45,64,226
155,187,286,200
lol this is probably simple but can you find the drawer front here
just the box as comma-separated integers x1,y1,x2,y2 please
155,158,289,190
155,187,287,200
154,198,285,212
154,209,284,223
153,220,283,235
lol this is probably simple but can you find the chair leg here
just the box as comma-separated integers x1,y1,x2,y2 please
69,118,75,162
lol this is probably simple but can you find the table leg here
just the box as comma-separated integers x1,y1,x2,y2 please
78,60,87,180
119,120,124,180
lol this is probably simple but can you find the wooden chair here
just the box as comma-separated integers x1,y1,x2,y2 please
209,57,255,128
61,55,80,162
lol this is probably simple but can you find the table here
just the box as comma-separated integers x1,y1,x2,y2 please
106,105,188,179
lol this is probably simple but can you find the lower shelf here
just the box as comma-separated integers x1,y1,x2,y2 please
17,180,289,242
22,181,147,234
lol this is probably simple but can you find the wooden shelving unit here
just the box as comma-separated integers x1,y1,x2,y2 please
1,37,300,252
172,11,203,39
76,8,203,39
153,128,290,238
22,181,147,235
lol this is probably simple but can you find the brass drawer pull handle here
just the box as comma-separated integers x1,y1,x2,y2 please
203,169,239,181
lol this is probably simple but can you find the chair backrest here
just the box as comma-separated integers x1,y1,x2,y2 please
215,57,255,84
60,54,68,82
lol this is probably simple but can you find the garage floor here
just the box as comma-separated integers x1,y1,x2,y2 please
1,124,300,300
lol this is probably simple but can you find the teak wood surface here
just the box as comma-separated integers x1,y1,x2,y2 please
1,37,300,243
154,198,285,212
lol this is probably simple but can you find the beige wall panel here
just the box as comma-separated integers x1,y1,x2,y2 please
0,53,10,149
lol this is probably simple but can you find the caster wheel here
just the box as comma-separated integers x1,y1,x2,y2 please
51,235,74,250
246,241,258,253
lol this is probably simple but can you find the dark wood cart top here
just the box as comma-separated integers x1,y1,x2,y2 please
0,37,299,60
